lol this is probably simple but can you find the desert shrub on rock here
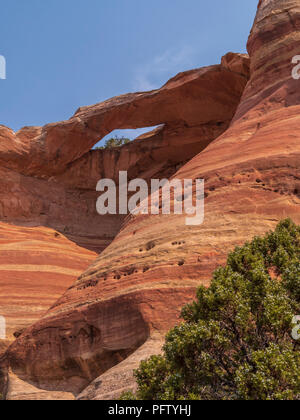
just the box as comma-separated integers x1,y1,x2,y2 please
125,219,300,400
95,135,131,150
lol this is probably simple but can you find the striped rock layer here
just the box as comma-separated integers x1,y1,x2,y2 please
0,53,248,255
0,53,249,398
0,223,96,344
3,0,300,400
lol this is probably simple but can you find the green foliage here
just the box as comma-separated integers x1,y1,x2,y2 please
130,219,300,400
119,391,137,401
94,135,131,150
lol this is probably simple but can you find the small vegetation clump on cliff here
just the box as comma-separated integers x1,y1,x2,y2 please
94,135,131,150
122,219,300,400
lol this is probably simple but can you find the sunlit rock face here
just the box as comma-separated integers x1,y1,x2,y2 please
0,52,249,398
0,53,249,178
0,53,248,255
0,224,96,345
6,0,300,400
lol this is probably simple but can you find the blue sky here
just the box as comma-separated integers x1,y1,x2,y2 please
0,0,258,145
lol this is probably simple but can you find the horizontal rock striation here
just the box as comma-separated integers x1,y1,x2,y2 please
0,52,250,398
0,223,96,344
7,0,300,398
5,0,299,399
0,54,248,253
0,53,250,398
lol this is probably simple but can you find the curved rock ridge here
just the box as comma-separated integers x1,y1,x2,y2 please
0,53,249,178
0,53,248,254
0,52,250,398
7,0,300,399
5,0,300,399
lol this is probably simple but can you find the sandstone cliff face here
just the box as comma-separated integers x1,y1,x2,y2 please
0,56,249,178
0,56,248,253
5,0,299,400
0,52,249,398
0,223,96,345
0,53,249,395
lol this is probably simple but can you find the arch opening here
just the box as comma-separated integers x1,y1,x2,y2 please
93,126,160,150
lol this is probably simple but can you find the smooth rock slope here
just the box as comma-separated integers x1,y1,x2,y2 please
0,53,249,398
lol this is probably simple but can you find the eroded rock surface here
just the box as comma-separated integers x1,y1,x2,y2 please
0,223,96,344
0,52,249,398
77,338,163,400
5,0,290,400
0,54,248,254
4,0,299,399
0,55,248,179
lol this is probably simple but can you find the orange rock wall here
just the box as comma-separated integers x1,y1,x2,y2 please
4,0,299,398
0,223,96,342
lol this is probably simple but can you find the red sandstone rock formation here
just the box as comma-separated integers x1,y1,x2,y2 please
0,52,248,398
0,223,96,347
4,0,299,401
0,56,248,178
0,56,248,252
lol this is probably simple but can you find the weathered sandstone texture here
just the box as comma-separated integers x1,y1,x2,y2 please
4,371,75,400
0,223,96,349
0,53,249,398
77,338,163,400
0,53,248,391
5,0,299,401
0,54,248,253
0,54,249,179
